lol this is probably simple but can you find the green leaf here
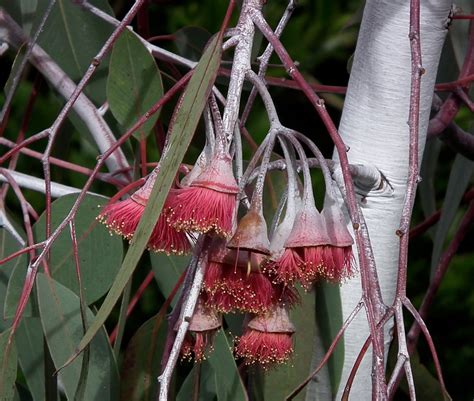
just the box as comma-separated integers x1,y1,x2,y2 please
264,289,316,401
430,154,474,276
35,0,115,106
32,193,123,305
4,258,36,319
0,329,17,401
107,29,164,140
68,33,222,364
36,273,119,401
315,283,344,395
119,313,168,401
15,318,45,401
1,228,25,330
177,330,248,401
150,253,189,306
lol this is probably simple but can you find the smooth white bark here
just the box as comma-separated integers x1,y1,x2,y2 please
306,1,452,400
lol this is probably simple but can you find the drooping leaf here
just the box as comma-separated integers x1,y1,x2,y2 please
264,288,316,401
177,330,248,401
150,253,189,306
430,154,474,276
0,329,17,401
33,193,123,305
68,33,222,364
119,313,168,401
107,29,164,140
15,318,45,401
36,273,119,401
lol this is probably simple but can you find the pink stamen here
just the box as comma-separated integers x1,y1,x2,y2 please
235,330,293,367
167,187,236,237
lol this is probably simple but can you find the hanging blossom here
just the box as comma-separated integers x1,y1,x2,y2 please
235,306,295,367
98,168,192,255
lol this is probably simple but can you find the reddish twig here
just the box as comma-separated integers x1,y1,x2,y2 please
341,310,395,401
41,0,149,246
0,138,127,188
390,0,424,398
410,187,474,238
3,71,192,351
389,200,474,398
250,9,387,396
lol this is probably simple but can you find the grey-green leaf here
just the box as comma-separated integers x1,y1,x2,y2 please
107,29,164,140
68,32,222,363
119,313,167,401
15,318,45,401
0,329,17,401
150,253,189,306
36,0,114,105
36,273,119,401
33,193,123,305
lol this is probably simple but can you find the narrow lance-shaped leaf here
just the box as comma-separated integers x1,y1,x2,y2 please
64,33,223,365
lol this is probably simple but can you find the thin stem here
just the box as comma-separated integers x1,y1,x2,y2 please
158,245,209,401
0,138,126,188
221,0,263,150
402,298,448,395
240,0,296,126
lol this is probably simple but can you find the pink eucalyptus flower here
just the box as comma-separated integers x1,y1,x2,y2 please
235,306,295,367
98,172,192,255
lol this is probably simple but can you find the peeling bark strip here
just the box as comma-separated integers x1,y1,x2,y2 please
306,1,452,400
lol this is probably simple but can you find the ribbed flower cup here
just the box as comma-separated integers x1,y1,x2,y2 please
227,208,271,255
98,168,192,255
178,298,222,362
235,306,295,368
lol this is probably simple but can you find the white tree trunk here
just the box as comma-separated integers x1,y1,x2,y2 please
306,1,452,399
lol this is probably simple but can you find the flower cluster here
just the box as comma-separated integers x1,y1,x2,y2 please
98,109,355,368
